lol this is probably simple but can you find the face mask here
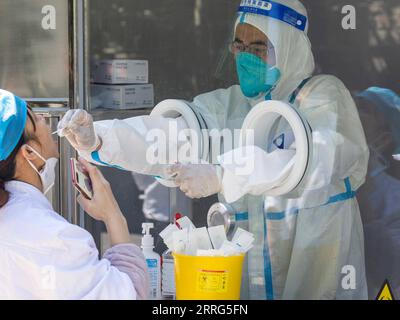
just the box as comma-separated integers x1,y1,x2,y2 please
236,52,281,99
25,145,58,195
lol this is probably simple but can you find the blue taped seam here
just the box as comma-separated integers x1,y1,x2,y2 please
263,211,275,300
235,212,249,221
91,151,127,171
240,12,246,24
261,177,354,300
239,178,356,222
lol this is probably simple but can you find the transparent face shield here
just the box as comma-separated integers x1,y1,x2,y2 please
215,16,280,100
215,0,308,99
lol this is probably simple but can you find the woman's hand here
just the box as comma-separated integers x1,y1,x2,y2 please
77,157,131,245
76,157,121,223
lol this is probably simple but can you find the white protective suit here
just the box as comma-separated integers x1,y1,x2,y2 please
0,181,144,299
79,0,369,299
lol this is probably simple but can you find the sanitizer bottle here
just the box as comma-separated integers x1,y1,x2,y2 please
141,223,161,300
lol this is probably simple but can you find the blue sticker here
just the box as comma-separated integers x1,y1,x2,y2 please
147,259,158,268
273,133,285,149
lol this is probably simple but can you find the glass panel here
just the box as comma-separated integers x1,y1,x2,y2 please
88,0,231,254
87,0,399,299
89,0,236,106
0,0,69,99
303,0,400,300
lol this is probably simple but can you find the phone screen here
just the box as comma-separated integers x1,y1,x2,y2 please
70,159,93,200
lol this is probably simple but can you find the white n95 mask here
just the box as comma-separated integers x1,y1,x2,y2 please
25,145,58,194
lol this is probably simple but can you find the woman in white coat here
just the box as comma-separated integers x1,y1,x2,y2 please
0,89,149,299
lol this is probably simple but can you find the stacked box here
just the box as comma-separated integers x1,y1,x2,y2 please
91,59,154,110
91,84,154,110
92,60,149,84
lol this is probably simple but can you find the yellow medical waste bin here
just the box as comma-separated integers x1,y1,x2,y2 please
173,253,245,300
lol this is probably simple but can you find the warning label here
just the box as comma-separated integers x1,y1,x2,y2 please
376,280,396,300
197,269,229,293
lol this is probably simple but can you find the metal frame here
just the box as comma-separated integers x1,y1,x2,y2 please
25,0,79,225
73,0,90,114
26,0,89,229
71,0,91,228
71,1,181,245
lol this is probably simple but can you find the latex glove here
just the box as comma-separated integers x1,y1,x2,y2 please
393,154,400,161
57,110,100,152
166,163,223,199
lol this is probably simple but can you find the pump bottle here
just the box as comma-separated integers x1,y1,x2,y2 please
141,223,161,300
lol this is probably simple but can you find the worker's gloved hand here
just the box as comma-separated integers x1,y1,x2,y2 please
393,154,400,161
57,110,100,152
166,163,223,199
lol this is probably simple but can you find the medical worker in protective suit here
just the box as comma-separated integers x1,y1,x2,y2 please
58,0,369,299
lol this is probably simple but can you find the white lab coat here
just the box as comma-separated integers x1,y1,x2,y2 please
0,181,138,299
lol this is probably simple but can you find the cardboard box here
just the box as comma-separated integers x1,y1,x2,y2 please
92,59,149,84
91,84,154,110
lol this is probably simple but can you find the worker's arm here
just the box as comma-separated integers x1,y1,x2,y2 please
84,115,189,177
218,76,368,205
58,110,189,178
168,146,295,201
217,145,295,203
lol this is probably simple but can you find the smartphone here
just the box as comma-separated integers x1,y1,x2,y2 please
70,158,93,200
